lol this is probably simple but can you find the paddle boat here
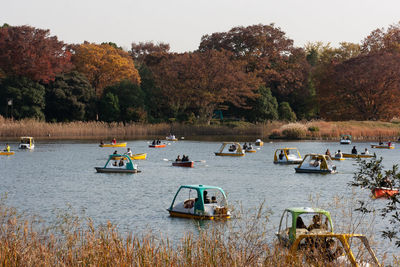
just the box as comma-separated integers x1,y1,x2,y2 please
371,143,395,149
276,207,334,246
274,148,302,164
340,134,352,144
18,137,34,149
255,139,264,146
214,142,245,156
166,134,178,141
95,154,140,173
112,153,147,160
167,185,230,220
172,161,194,168
99,142,127,148
289,233,381,266
245,146,257,153
295,154,336,173
372,187,399,198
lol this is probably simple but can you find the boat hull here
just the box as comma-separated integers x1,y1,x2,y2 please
295,168,335,174
18,144,34,149
331,157,345,161
245,149,257,153
167,210,230,220
371,145,394,149
340,140,351,144
274,160,302,164
166,138,178,141
215,152,245,157
0,151,14,156
342,153,375,158
172,161,194,168
95,167,139,173
99,143,127,147
112,153,147,160
149,144,166,148
372,187,399,198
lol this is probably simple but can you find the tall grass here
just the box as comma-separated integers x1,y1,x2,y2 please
0,195,389,266
1,116,400,140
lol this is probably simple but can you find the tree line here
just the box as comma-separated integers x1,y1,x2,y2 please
0,22,399,124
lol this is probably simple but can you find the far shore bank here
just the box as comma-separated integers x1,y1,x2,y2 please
1,118,400,141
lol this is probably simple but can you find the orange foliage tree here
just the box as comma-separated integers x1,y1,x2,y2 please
0,25,72,83
72,43,140,97
318,52,400,120
151,50,260,123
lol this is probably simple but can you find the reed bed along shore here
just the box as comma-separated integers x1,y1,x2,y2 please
0,199,391,267
1,116,400,140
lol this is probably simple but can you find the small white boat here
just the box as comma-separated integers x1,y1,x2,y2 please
295,154,336,174
18,137,34,150
274,148,302,164
340,135,352,145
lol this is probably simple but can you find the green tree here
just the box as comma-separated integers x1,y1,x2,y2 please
99,92,120,122
102,80,146,122
350,158,400,246
45,71,95,122
0,76,45,120
278,102,296,122
247,86,278,122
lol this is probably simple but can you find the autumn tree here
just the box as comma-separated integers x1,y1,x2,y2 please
45,71,96,122
361,21,400,54
199,24,311,119
151,50,260,123
0,25,72,83
130,41,170,65
318,52,400,120
72,43,140,97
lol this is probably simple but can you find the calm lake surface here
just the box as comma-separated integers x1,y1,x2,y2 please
1,139,399,257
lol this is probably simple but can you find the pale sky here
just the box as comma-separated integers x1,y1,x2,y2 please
1,0,399,52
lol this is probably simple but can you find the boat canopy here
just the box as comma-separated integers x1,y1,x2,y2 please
104,154,136,170
215,142,244,155
274,148,302,162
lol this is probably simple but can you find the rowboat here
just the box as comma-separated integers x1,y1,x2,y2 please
112,153,147,160
372,187,399,198
295,154,336,174
149,144,166,148
0,151,14,156
274,148,302,164
371,144,394,149
18,137,34,150
342,153,376,159
172,161,194,168
245,148,257,153
167,185,231,220
215,142,245,156
95,154,140,173
99,143,127,148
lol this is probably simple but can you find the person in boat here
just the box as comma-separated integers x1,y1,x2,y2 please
379,139,383,145
324,239,344,262
118,158,125,167
313,159,321,168
351,146,357,155
176,155,181,161
113,160,118,166
335,150,343,158
100,140,104,145
113,150,118,154
308,215,328,231
111,138,117,144
125,148,133,156
279,150,284,160
296,216,307,229
152,140,156,145
211,196,217,203
182,155,187,161
157,139,161,145
248,143,253,149
325,149,331,158
243,143,248,150
379,176,393,189
388,141,392,147
4,144,10,152
361,148,369,155
203,191,210,204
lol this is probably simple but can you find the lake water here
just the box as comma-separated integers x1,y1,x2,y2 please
0,139,399,258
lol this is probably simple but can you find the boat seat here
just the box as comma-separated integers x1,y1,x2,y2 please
184,199,195,209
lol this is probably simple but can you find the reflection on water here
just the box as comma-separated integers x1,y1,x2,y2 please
0,139,399,257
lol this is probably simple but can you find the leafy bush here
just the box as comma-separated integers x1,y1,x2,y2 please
280,123,307,139
308,126,319,132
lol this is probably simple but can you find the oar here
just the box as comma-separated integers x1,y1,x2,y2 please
194,160,206,163
163,158,173,161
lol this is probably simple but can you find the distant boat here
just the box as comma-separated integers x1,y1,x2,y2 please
172,161,194,168
95,154,140,173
